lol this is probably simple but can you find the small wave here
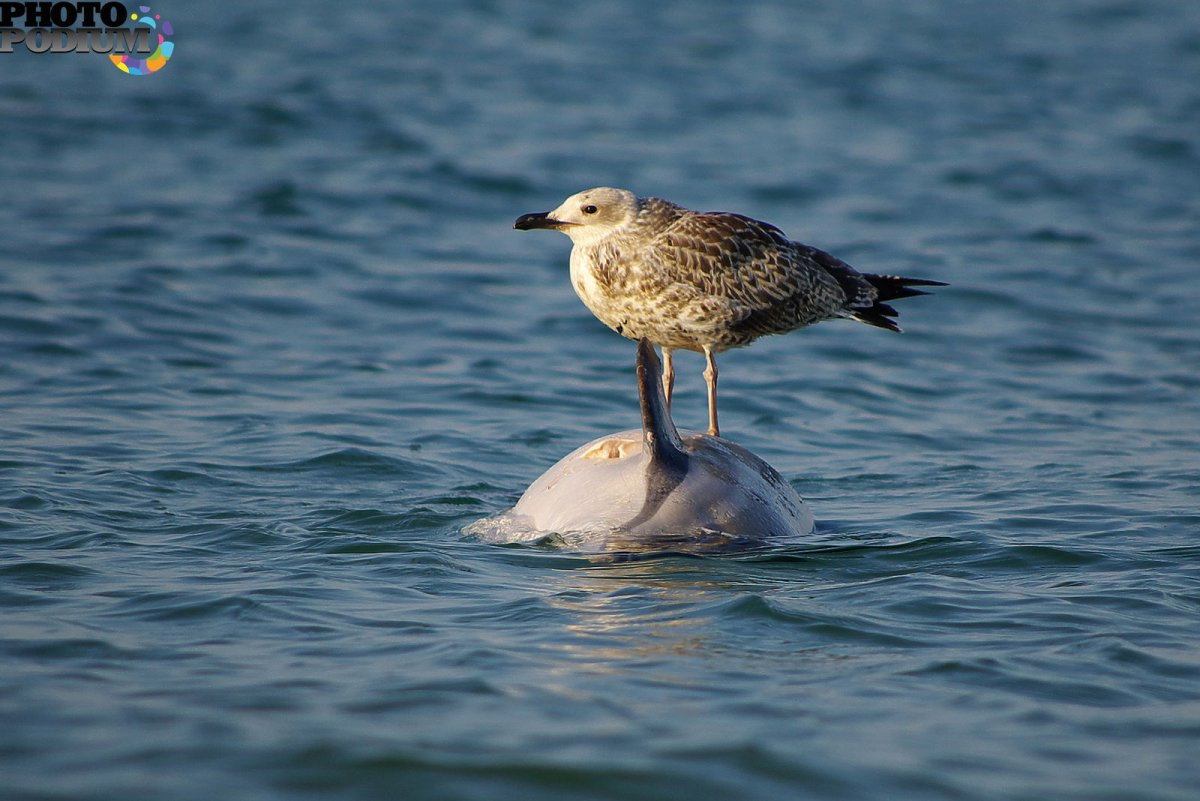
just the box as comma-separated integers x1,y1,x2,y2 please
247,448,432,480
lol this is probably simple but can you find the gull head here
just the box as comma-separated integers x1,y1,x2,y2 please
514,187,638,246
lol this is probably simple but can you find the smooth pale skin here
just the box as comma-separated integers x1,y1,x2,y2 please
511,428,814,544
468,340,813,551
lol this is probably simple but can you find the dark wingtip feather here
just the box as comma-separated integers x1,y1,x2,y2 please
863,274,948,302
851,306,903,332
852,274,945,332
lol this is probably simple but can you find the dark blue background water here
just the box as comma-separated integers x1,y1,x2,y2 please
3,2,1199,799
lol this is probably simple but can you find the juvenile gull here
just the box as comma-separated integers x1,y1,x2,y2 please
514,187,945,436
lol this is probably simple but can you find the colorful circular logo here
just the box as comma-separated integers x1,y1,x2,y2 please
110,5,173,76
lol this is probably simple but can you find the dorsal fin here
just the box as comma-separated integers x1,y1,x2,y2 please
636,339,687,471
622,339,690,532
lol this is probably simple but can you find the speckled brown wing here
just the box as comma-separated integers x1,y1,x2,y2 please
645,212,868,346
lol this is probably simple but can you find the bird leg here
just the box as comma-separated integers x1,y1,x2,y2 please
703,346,719,437
661,347,674,409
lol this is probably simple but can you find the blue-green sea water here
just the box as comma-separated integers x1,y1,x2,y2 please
3,2,1199,799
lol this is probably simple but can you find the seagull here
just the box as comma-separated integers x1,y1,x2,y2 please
514,187,945,436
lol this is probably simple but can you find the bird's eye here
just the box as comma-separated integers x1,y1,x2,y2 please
582,204,598,215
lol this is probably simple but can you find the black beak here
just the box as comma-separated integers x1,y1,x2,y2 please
513,211,562,231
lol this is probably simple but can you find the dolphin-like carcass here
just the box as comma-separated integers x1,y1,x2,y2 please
467,340,814,552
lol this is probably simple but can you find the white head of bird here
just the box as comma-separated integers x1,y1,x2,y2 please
514,187,638,247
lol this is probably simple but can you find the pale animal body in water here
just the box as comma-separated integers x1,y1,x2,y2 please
515,188,945,436
465,339,814,553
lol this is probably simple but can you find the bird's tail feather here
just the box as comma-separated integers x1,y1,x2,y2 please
852,274,947,332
